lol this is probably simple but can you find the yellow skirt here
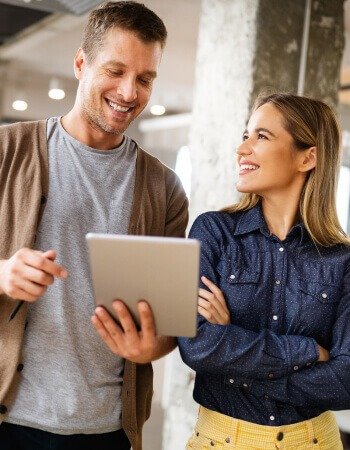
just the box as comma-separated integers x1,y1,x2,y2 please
186,407,343,450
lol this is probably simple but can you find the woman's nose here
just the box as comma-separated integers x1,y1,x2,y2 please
236,139,252,156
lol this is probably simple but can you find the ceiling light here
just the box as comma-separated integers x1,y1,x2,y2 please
12,100,28,111
48,77,65,100
150,104,166,116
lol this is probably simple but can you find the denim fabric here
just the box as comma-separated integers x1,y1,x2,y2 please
178,204,350,425
0,422,131,450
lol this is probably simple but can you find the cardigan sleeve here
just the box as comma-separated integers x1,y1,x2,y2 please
164,171,189,238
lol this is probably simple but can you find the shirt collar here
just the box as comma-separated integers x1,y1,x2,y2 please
234,203,270,237
234,203,308,244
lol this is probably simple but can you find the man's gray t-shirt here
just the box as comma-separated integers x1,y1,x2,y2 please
6,117,137,434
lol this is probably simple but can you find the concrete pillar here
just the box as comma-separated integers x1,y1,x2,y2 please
162,1,344,449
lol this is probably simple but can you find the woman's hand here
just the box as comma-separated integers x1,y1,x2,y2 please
198,276,230,325
317,344,330,362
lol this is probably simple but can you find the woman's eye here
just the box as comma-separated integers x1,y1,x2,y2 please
258,133,267,140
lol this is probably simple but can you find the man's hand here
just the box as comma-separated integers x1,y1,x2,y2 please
0,248,68,302
91,300,176,363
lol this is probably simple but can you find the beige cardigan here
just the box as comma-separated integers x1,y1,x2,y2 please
0,120,188,449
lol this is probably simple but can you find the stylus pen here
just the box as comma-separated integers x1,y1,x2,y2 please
8,300,24,322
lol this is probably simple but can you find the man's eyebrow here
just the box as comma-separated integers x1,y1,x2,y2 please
102,61,157,78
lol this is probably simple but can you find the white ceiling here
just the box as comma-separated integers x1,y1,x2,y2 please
0,0,201,117
1,0,350,119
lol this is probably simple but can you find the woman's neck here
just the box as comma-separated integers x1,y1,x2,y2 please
261,191,301,241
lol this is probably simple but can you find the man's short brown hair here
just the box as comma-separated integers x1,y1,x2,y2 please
82,1,167,61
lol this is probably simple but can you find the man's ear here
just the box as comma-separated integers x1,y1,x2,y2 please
299,146,317,173
74,48,85,80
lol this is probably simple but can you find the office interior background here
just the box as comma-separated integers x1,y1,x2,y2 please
0,0,350,448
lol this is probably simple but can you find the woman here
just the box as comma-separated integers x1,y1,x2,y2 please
178,93,350,449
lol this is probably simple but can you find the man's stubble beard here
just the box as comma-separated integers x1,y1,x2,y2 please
81,102,128,136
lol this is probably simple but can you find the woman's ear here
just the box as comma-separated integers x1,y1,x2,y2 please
299,146,317,172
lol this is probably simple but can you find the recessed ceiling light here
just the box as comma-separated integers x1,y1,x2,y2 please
12,100,28,111
150,104,166,116
48,78,66,100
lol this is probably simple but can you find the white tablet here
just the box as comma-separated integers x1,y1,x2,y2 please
86,233,200,337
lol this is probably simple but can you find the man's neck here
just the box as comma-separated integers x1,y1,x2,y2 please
61,109,124,151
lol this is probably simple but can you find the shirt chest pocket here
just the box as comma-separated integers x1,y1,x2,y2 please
298,278,341,335
216,256,261,317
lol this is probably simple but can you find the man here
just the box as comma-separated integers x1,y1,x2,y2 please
0,2,188,449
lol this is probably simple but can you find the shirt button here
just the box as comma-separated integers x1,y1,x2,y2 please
306,362,312,367
270,415,275,421
229,274,236,280
243,383,248,388
275,280,281,285
278,247,284,252
293,365,299,371
277,431,284,441
268,373,274,379
17,364,24,372
0,405,7,414
321,292,328,299
272,315,278,321
225,437,231,443
229,378,234,384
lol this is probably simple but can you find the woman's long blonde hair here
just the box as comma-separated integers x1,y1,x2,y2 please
222,92,350,247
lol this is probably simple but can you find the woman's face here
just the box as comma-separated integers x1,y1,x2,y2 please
236,102,307,196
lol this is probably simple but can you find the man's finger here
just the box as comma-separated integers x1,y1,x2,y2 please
42,250,57,261
91,314,121,355
16,278,47,298
23,265,54,287
24,250,67,278
9,286,37,303
138,301,156,339
94,306,125,341
112,301,138,336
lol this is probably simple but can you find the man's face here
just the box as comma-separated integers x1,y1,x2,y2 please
74,27,162,136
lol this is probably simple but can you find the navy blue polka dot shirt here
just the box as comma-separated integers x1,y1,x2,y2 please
178,204,350,425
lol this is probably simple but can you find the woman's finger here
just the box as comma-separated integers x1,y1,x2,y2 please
200,277,230,323
198,297,229,325
198,305,218,324
201,276,226,304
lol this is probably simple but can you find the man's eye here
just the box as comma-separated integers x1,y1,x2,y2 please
108,70,122,76
139,78,152,86
242,134,248,141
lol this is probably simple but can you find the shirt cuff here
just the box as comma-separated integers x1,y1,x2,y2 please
288,336,319,373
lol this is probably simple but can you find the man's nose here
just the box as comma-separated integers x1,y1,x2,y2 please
117,77,137,103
